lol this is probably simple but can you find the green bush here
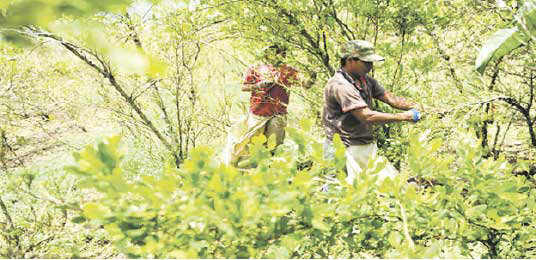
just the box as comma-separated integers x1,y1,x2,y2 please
67,120,535,258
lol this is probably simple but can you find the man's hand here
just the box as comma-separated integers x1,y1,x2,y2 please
304,71,317,89
399,109,421,123
401,110,416,122
293,71,316,89
409,109,421,122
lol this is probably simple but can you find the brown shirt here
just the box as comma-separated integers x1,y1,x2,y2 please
322,70,385,146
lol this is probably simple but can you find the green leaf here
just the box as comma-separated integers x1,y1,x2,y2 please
388,231,402,247
475,1,536,74
429,139,442,153
0,1,14,10
475,28,526,74
498,192,527,202
207,174,224,193
267,133,277,150
169,249,199,259
251,134,267,146
71,216,87,224
97,143,116,174
312,217,330,231
466,204,487,218
519,0,536,33
237,158,251,168
299,118,313,132
83,203,106,219
421,242,440,258
333,134,346,169
281,234,301,252
293,171,312,187
270,246,290,259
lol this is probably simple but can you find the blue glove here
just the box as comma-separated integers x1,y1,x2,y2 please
410,109,421,123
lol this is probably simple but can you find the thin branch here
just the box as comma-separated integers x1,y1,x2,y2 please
435,96,508,117
124,12,143,49
427,28,463,93
528,72,534,112
131,79,161,102
330,5,355,40
0,196,14,230
398,201,415,250
500,97,528,115
24,235,55,255
272,3,334,74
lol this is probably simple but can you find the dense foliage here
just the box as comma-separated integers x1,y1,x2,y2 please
0,0,535,258
66,124,536,258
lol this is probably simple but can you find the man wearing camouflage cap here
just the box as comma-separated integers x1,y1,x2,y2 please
322,40,421,185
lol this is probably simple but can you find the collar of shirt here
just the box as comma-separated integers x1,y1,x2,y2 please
337,69,367,92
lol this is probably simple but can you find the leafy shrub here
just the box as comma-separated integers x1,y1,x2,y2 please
67,120,535,258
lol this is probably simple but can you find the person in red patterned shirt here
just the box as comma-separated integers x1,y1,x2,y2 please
222,45,315,166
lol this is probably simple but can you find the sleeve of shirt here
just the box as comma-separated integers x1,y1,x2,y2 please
334,82,368,113
275,67,298,87
368,76,386,98
285,66,299,82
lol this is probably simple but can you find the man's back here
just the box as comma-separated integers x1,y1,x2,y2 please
244,63,297,117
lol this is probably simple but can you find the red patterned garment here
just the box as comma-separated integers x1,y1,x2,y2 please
243,64,299,117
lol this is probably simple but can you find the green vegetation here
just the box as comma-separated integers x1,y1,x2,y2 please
0,0,535,258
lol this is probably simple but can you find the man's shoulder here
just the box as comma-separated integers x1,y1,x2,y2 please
364,75,377,82
327,73,352,88
364,75,381,85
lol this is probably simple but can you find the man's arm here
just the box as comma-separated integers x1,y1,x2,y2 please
242,83,271,92
351,107,414,125
377,90,416,111
282,65,316,89
242,65,274,92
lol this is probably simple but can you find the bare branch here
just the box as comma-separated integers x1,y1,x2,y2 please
26,28,179,163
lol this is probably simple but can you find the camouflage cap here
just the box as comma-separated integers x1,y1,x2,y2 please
340,40,385,62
